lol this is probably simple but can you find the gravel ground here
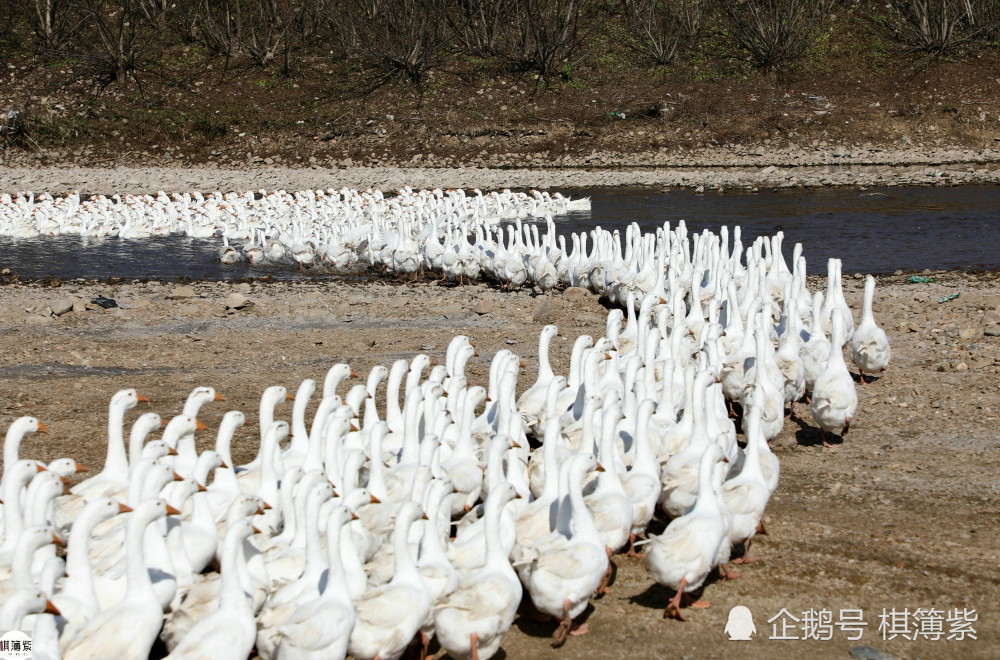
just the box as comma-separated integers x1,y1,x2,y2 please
4,154,1000,196
1,268,998,659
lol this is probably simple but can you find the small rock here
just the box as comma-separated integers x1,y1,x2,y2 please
984,294,1000,309
235,282,252,294
532,299,563,323
1,268,10,276
225,293,251,310
984,324,1000,337
472,299,493,315
849,646,896,660
893,269,903,276
90,296,118,309
561,287,591,303
50,298,75,316
954,361,969,372
958,327,978,340
167,286,196,300
984,309,1000,325
72,299,87,313
694,185,705,194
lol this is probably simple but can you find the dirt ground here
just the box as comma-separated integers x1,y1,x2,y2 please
1,269,998,659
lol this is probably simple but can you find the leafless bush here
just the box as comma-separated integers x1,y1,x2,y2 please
137,0,170,29
334,0,452,86
238,0,302,69
196,0,242,57
621,0,703,64
717,0,838,70
874,0,1000,57
448,0,515,55
31,0,82,49
501,0,587,77
71,0,153,87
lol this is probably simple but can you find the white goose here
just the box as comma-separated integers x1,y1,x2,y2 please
164,518,258,660
517,453,608,647
809,313,858,447
64,500,179,660
273,506,356,660
647,443,729,620
348,501,432,660
434,484,522,660
850,275,891,383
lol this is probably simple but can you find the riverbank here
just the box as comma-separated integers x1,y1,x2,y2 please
2,271,998,658
4,148,1000,195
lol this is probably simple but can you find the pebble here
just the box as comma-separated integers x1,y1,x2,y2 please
225,293,251,310
985,324,1000,337
849,646,896,660
167,286,196,300
983,309,1000,325
472,299,493,315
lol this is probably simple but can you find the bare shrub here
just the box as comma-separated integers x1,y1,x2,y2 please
621,0,703,64
196,0,243,58
716,0,838,71
31,0,83,49
449,0,515,55
873,0,1000,57
239,0,301,69
501,0,587,77
71,0,153,87
334,0,452,86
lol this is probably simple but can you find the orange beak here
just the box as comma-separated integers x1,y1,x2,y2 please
37,422,49,433
165,504,182,516
44,600,61,616
219,460,229,469
118,503,133,513
137,394,150,403
167,447,179,456
52,533,66,547
252,526,263,534
369,494,381,504
350,369,359,379
195,420,208,431
75,462,90,473
285,393,295,401
214,393,226,401
172,471,184,481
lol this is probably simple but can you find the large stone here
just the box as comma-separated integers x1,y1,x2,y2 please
49,298,75,316
983,309,1000,326
225,293,251,310
167,286,196,300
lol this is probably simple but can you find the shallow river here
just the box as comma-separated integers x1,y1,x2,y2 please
0,185,997,280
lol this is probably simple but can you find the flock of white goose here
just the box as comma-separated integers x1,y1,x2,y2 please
0,187,592,287
0,186,893,660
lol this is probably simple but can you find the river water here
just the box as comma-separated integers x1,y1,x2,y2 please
0,185,997,281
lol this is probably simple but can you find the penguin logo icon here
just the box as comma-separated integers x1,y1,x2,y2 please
725,605,756,641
